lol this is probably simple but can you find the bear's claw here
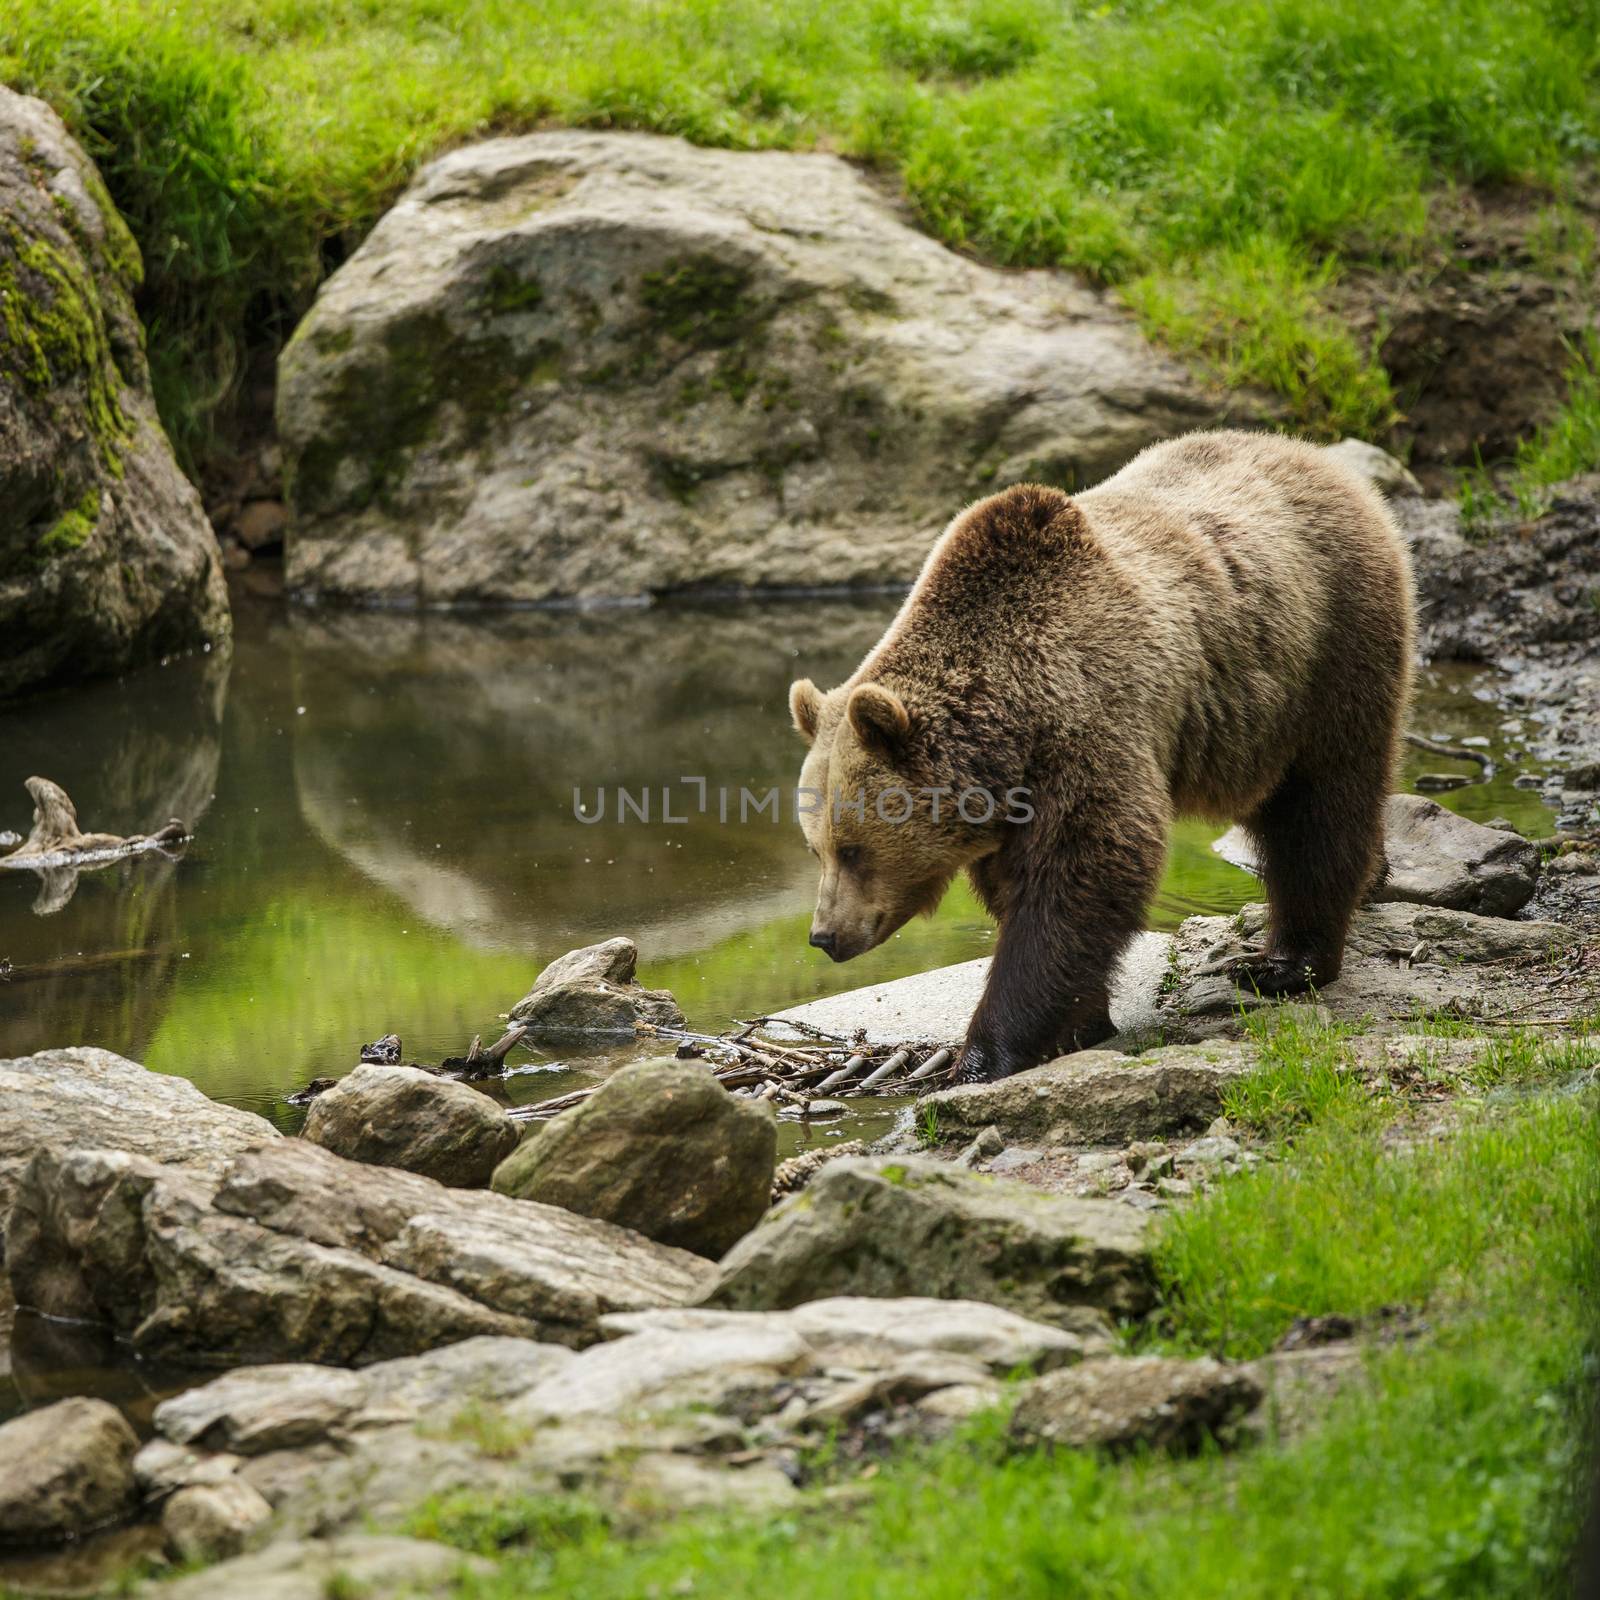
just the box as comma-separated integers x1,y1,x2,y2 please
1197,945,1320,996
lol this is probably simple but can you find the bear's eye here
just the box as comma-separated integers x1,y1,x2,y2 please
836,844,865,872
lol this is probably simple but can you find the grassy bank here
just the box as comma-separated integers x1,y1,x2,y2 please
4,0,1599,470
399,1065,1598,1598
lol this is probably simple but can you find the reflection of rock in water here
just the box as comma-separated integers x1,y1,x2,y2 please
0,648,227,1058
288,602,896,954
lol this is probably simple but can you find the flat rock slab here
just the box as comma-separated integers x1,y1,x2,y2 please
1213,793,1540,917
1163,900,1576,1038
279,129,1238,606
924,1042,1255,1147
138,1296,1081,1547
5,1139,714,1367
144,1536,491,1600
772,931,1171,1048
599,1296,1094,1375
0,1047,279,1249
151,1337,574,1457
704,1156,1153,1334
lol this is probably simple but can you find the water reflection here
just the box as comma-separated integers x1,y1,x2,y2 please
0,591,1556,1123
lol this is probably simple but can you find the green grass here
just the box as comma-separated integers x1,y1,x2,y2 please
416,1088,1597,1599
1459,331,1600,529
1152,1088,1597,1357
1220,1005,1367,1135
4,0,1599,466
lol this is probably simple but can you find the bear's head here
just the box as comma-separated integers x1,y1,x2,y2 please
788,675,999,961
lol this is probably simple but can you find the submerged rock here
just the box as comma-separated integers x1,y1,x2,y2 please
509,936,684,1035
0,1396,139,1543
924,1042,1253,1148
0,1046,279,1252
704,1157,1153,1333
492,1058,776,1257
279,129,1237,605
1213,794,1540,918
0,87,229,700
1009,1356,1262,1455
303,1063,519,1188
5,1139,714,1364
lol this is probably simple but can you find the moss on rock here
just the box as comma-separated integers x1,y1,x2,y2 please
0,219,132,470
36,485,100,559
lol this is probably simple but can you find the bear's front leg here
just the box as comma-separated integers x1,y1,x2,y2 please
955,790,1166,1083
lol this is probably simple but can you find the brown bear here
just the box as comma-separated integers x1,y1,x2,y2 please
788,430,1415,1082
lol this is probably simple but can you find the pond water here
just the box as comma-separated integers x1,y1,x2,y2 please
0,582,1565,1459
0,585,1558,1142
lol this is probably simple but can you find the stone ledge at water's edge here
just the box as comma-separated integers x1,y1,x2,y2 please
4,1137,714,1366
277,129,1250,605
0,87,229,700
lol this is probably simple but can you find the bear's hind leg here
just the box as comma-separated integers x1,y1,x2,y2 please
1223,757,1388,996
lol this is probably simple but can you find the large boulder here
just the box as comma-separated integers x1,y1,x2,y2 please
703,1157,1153,1333
0,1396,139,1542
303,1064,519,1188
4,1138,715,1365
492,1059,776,1257
1212,794,1540,918
923,1042,1254,1148
509,937,684,1035
0,87,229,700
0,1046,279,1251
278,130,1234,605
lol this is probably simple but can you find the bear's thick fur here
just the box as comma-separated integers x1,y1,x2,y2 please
789,430,1415,1081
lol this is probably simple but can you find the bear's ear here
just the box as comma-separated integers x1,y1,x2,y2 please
789,678,823,745
846,682,912,759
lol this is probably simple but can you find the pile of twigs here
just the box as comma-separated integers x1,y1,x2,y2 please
507,1016,957,1124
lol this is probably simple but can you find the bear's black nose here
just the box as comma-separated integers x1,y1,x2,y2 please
809,930,836,956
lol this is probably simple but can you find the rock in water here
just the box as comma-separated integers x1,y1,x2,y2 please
278,130,1238,605
1009,1356,1262,1455
0,1397,139,1542
704,1157,1153,1333
0,87,229,700
303,1064,519,1188
492,1059,777,1258
509,936,684,1035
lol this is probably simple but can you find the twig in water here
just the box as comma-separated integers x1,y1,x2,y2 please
1404,732,1494,772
